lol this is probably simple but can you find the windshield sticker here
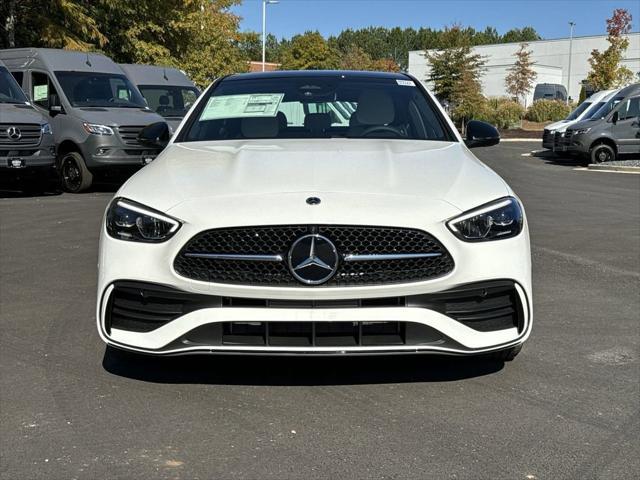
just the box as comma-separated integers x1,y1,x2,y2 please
33,84,48,101
200,93,285,121
396,79,415,87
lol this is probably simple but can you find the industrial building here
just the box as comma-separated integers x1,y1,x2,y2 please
408,33,640,105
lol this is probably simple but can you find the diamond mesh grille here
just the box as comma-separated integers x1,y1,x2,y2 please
174,225,454,287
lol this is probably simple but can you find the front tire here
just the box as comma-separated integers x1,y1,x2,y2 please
590,143,616,164
60,151,93,193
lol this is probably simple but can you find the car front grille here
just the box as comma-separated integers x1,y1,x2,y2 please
173,225,454,287
542,129,553,144
117,125,145,146
0,124,42,146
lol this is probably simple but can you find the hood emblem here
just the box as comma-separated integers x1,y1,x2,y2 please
288,234,338,285
6,126,22,141
306,197,321,205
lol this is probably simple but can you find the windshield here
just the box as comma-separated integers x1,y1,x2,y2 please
138,85,199,118
584,102,606,119
589,96,623,120
179,75,452,142
0,66,28,104
55,71,146,108
565,101,591,121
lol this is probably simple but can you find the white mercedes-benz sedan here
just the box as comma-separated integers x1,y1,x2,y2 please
97,70,532,361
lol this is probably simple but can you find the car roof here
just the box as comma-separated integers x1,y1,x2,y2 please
224,70,411,82
615,83,640,98
586,89,615,102
119,64,196,88
0,48,122,74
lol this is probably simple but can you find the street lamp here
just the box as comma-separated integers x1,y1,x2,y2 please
567,21,575,103
262,0,279,72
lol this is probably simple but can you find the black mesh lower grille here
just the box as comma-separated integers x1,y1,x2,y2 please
173,225,454,286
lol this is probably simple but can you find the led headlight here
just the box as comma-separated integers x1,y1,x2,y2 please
106,198,181,242
447,197,523,242
83,123,114,135
41,123,53,135
573,127,591,135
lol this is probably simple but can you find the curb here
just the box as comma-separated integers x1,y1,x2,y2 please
587,164,640,173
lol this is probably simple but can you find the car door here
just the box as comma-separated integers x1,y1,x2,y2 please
612,96,640,154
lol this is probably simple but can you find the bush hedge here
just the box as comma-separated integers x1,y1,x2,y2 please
524,99,571,122
476,98,525,129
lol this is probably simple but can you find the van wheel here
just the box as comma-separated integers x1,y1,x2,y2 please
590,143,616,164
60,151,93,192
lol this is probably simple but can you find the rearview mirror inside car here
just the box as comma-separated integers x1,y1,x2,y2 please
138,122,170,150
464,120,500,148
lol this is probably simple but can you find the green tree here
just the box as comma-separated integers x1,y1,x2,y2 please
505,43,537,107
280,31,339,70
0,0,106,50
586,8,634,90
424,27,486,105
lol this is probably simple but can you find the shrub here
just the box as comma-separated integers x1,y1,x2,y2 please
525,99,571,122
475,97,525,129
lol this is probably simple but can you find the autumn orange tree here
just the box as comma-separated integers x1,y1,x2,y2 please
505,43,537,107
586,8,634,89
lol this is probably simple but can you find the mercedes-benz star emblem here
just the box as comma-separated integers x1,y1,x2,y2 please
288,234,339,285
7,126,22,141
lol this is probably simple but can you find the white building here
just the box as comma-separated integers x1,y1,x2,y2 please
408,33,640,105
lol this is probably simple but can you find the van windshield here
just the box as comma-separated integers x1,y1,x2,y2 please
589,96,623,120
0,66,28,104
55,71,146,108
565,101,591,121
180,75,452,142
138,85,199,118
584,101,606,119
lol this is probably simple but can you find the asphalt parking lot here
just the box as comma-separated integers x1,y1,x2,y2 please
1,141,639,479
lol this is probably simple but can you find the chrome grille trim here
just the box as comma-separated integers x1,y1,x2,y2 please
343,253,443,261
0,123,42,146
184,253,284,262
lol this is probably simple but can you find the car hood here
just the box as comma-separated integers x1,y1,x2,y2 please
566,118,600,131
117,139,511,224
73,107,164,126
0,103,47,124
545,120,569,131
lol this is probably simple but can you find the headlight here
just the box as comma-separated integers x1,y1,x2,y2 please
41,123,53,135
106,198,181,242
573,127,591,135
83,122,114,135
447,197,523,242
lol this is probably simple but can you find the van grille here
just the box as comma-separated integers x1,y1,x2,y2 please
0,124,42,146
117,125,145,146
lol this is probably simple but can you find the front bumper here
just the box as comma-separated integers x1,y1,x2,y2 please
97,217,532,356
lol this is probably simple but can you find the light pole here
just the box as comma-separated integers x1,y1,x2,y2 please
262,0,279,71
567,21,575,103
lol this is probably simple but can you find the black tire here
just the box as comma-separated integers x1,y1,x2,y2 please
59,151,93,193
489,344,522,362
590,143,616,164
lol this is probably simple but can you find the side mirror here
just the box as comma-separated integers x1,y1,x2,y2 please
611,111,619,124
138,122,170,150
49,94,63,115
464,120,500,148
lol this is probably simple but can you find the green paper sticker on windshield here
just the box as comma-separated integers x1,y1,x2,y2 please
200,93,284,121
33,84,48,101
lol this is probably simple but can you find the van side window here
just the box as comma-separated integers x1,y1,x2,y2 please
617,97,640,121
31,72,58,109
11,71,24,87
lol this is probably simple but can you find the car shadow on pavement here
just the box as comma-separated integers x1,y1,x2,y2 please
532,149,586,167
102,347,504,385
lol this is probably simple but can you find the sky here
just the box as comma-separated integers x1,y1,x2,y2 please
231,0,640,40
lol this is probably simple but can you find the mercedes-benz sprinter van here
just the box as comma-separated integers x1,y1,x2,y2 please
0,59,56,193
0,49,167,192
119,64,199,132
